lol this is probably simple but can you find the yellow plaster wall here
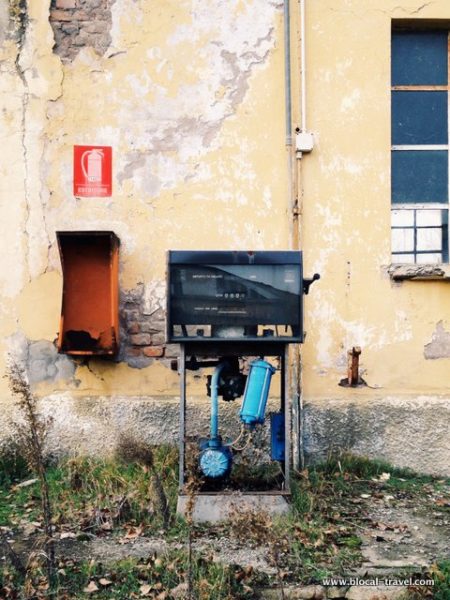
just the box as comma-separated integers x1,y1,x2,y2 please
300,0,450,397
0,0,449,429
0,0,289,403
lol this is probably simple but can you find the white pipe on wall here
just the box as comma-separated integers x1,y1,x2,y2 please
284,0,293,146
284,0,294,250
300,0,306,132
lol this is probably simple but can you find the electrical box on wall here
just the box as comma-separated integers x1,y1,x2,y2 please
167,250,311,342
295,131,314,154
57,231,120,356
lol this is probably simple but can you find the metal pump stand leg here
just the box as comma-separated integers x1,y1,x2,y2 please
284,345,290,492
179,344,186,491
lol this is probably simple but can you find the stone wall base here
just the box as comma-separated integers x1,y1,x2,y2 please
3,393,447,477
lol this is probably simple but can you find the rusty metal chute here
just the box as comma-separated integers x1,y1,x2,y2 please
56,231,120,356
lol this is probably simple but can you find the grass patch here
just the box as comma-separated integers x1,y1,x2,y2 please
274,476,364,583
0,448,448,596
300,452,449,505
432,560,450,600
0,551,266,599
314,452,440,488
0,445,30,488
0,445,181,537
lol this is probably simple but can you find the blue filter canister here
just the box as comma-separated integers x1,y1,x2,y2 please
239,359,276,429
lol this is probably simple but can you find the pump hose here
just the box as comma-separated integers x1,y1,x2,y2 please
225,424,246,448
230,430,253,452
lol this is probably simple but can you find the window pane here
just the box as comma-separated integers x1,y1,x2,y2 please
416,228,443,251
416,253,442,264
392,209,414,226
416,209,444,226
392,91,448,145
391,253,415,263
392,150,448,203
392,31,448,85
392,228,414,252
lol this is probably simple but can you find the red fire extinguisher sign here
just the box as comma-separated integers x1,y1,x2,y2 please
73,145,112,197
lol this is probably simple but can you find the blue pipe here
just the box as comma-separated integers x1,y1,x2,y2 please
210,362,228,440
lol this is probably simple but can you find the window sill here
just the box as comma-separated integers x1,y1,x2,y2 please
388,263,450,281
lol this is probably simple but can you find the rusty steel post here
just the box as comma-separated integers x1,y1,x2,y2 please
347,346,361,386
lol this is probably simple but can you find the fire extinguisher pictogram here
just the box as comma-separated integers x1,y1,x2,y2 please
81,148,104,183
74,145,112,197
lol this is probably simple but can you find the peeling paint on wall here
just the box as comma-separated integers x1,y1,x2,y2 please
27,340,76,384
109,0,280,200
424,321,450,360
3,332,75,387
0,2,9,45
5,0,27,44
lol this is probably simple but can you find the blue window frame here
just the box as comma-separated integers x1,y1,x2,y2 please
391,30,450,264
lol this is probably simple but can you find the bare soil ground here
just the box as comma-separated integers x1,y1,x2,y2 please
11,483,446,597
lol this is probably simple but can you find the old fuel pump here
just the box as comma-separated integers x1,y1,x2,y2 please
167,250,319,520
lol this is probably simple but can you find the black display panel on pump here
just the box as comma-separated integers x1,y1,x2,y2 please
167,251,304,342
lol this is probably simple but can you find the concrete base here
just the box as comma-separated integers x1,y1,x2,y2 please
177,492,290,523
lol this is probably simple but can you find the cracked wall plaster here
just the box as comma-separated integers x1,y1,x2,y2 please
39,0,285,264
19,280,172,378
112,0,280,197
424,321,450,360
1,1,64,288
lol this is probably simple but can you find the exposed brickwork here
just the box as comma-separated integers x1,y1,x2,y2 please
56,0,77,8
130,333,152,346
143,346,164,358
119,285,173,369
49,0,115,61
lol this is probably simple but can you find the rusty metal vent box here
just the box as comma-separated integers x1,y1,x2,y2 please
57,231,120,355
167,250,304,342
